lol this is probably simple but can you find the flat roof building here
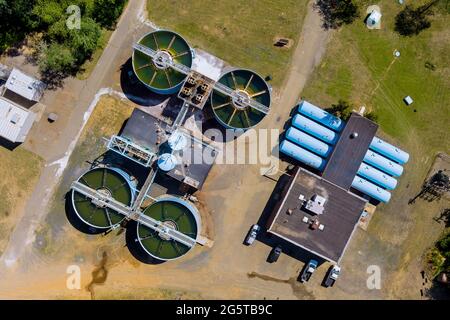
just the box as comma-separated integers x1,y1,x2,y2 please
267,167,366,264
5,68,45,102
119,108,217,190
0,97,36,143
274,101,410,264
322,113,378,189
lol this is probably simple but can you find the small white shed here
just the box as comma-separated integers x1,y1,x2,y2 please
5,68,45,102
367,10,382,26
0,97,36,143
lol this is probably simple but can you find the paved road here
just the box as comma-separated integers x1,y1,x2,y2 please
0,0,148,271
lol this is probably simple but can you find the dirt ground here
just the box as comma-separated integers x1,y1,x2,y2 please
0,1,329,300
0,1,447,300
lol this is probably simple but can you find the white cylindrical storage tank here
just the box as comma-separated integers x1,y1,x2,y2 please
351,175,391,203
292,114,339,145
285,127,332,158
280,140,326,171
357,163,398,190
369,137,409,165
363,150,404,177
297,101,345,132
158,153,178,171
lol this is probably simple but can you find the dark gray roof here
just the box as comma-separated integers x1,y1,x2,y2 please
121,108,170,153
121,108,216,190
267,167,367,264
322,113,378,190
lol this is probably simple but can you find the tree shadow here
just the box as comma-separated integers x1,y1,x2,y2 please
313,0,360,30
39,69,69,90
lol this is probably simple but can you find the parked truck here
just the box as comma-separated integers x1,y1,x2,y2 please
300,259,318,282
324,265,341,287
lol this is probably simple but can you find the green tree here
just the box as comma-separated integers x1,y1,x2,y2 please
31,0,64,28
70,17,101,62
395,1,440,36
92,0,126,29
46,17,101,63
38,42,76,74
0,0,37,51
315,0,359,29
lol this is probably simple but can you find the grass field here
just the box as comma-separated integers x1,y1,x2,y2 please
301,0,449,298
0,147,43,255
147,0,309,88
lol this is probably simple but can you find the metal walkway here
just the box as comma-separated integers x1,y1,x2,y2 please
71,181,196,248
131,168,158,211
133,43,269,115
107,135,156,167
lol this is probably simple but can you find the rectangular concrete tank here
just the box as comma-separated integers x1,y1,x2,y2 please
285,126,332,157
369,137,409,165
292,114,339,145
280,140,326,171
297,100,345,132
357,162,398,190
351,175,391,203
363,150,404,177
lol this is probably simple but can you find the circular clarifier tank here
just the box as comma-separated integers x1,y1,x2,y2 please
71,167,135,229
136,197,201,261
210,69,271,129
132,30,193,94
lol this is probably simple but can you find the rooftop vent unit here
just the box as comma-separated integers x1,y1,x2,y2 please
10,113,20,124
187,77,196,86
304,194,326,215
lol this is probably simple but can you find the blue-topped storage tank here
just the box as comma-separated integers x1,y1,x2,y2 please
280,140,326,171
363,150,404,177
297,100,345,132
351,175,391,203
357,163,398,190
292,114,339,145
285,127,332,157
369,137,410,165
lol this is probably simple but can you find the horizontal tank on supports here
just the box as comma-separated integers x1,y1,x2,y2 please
351,175,391,203
132,30,193,94
357,162,398,190
297,101,345,132
363,150,404,177
135,196,200,261
292,114,339,145
71,167,136,229
280,140,326,171
285,127,332,157
369,137,409,165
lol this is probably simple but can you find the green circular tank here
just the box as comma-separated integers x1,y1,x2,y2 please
132,30,193,94
136,196,200,261
71,167,135,229
210,69,271,129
